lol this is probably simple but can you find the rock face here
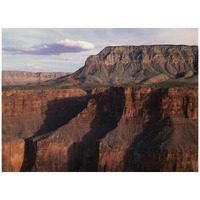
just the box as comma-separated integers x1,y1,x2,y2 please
2,88,89,172
55,45,198,85
2,89,88,138
2,135,25,172
2,86,197,172
2,70,70,86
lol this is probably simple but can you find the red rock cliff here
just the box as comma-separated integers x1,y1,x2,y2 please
2,89,88,138
2,88,88,172
2,86,198,172
33,86,198,172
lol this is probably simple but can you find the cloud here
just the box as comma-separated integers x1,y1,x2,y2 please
3,38,95,55
56,39,95,49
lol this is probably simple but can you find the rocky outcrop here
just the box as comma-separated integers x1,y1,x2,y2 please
2,70,70,86
54,45,198,86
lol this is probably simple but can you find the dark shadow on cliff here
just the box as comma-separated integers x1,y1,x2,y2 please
20,138,37,172
67,87,125,172
124,88,169,172
34,96,89,137
20,95,89,172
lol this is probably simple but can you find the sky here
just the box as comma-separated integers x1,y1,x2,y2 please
2,28,198,73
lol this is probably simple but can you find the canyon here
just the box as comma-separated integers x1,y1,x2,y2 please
2,45,198,172
2,70,70,86
2,86,198,172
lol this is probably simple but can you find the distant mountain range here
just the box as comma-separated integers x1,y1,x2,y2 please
2,71,70,86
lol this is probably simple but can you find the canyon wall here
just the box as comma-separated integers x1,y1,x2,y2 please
2,86,197,172
2,135,25,172
2,89,88,138
2,89,88,172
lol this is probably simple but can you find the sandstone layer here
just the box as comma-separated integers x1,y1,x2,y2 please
2,86,197,172
2,70,70,86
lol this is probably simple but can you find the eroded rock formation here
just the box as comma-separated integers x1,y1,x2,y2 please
53,45,198,86
2,89,88,138
2,86,197,172
2,88,89,172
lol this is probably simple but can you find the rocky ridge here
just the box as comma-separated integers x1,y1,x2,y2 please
52,45,198,86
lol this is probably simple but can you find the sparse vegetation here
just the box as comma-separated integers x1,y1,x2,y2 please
2,80,198,92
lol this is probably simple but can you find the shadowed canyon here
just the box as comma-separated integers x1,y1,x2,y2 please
2,45,198,172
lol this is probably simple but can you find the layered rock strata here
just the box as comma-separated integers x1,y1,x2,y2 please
53,45,198,85
2,87,198,172
2,71,70,86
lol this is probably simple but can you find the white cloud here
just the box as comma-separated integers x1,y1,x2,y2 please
56,39,95,49
3,38,95,55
